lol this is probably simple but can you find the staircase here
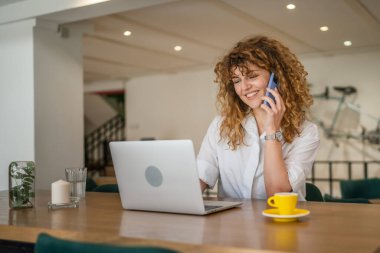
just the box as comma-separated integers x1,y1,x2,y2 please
84,114,125,175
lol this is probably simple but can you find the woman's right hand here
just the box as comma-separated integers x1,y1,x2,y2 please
261,88,286,133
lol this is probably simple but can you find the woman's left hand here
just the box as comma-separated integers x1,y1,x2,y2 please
260,88,286,133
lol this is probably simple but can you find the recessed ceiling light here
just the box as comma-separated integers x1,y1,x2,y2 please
320,26,329,32
174,45,182,51
344,41,352,46
123,31,132,36
286,4,296,10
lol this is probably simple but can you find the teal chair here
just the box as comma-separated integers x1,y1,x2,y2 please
34,233,178,253
86,178,98,191
323,194,370,204
92,184,119,193
340,178,380,199
305,183,324,202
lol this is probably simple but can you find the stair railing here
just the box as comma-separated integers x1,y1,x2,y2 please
84,114,125,175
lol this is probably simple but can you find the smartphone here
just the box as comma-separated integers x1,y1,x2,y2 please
264,72,279,108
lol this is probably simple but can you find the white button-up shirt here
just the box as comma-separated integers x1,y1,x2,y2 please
197,115,320,200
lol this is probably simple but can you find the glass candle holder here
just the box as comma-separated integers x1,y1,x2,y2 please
9,161,36,209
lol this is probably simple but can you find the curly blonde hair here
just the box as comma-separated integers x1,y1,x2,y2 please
214,35,313,150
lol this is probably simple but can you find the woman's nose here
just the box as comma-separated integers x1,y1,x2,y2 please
241,78,252,90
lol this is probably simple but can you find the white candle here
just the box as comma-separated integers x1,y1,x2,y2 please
51,180,70,204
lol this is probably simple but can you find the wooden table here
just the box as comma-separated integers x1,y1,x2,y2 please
1,190,380,253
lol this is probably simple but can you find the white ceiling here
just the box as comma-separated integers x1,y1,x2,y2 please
0,0,25,7
73,0,380,83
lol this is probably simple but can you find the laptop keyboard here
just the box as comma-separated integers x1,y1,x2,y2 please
204,205,223,211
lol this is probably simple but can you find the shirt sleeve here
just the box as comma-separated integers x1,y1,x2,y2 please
284,122,320,195
196,117,220,189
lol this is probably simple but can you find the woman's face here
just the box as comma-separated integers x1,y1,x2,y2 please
231,63,270,109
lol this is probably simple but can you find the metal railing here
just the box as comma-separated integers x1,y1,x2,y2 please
84,114,125,175
307,160,380,195
204,160,380,197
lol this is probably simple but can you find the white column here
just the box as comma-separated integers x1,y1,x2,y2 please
34,21,87,189
0,19,87,191
0,19,36,191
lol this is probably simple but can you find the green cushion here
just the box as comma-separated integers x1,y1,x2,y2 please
323,194,370,204
92,184,119,193
340,178,380,199
305,183,324,202
35,233,178,253
86,178,98,191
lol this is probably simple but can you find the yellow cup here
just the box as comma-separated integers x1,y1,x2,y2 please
267,192,298,215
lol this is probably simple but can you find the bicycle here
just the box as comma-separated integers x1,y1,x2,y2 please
311,85,380,148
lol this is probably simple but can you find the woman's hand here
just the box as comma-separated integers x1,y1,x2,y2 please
261,88,291,196
260,88,286,133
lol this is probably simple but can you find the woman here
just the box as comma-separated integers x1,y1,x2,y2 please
197,36,320,200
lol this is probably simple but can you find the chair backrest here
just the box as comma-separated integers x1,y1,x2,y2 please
340,178,380,199
34,233,178,253
323,194,370,204
92,184,119,193
305,183,324,202
86,178,98,191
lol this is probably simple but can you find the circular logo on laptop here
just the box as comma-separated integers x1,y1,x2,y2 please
145,165,163,187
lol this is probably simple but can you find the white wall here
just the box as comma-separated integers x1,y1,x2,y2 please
301,51,380,161
125,50,380,196
301,50,380,196
0,0,177,191
0,19,36,191
126,50,380,157
126,69,217,153
84,93,117,134
34,23,85,189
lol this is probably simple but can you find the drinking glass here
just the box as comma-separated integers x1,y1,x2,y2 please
65,167,87,198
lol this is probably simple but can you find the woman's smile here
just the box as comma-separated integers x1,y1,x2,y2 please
245,90,260,99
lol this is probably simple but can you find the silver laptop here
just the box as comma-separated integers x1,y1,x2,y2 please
109,140,242,215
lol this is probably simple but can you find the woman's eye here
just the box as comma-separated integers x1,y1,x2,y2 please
232,79,240,84
248,75,257,79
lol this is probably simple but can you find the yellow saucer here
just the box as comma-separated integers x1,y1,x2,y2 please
262,208,310,222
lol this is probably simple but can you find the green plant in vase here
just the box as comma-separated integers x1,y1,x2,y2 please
9,161,35,208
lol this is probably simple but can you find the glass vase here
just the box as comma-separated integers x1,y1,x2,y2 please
9,161,35,209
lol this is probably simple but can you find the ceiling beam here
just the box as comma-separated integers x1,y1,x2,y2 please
84,55,163,71
112,13,225,52
84,33,208,65
209,0,324,53
344,0,380,36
